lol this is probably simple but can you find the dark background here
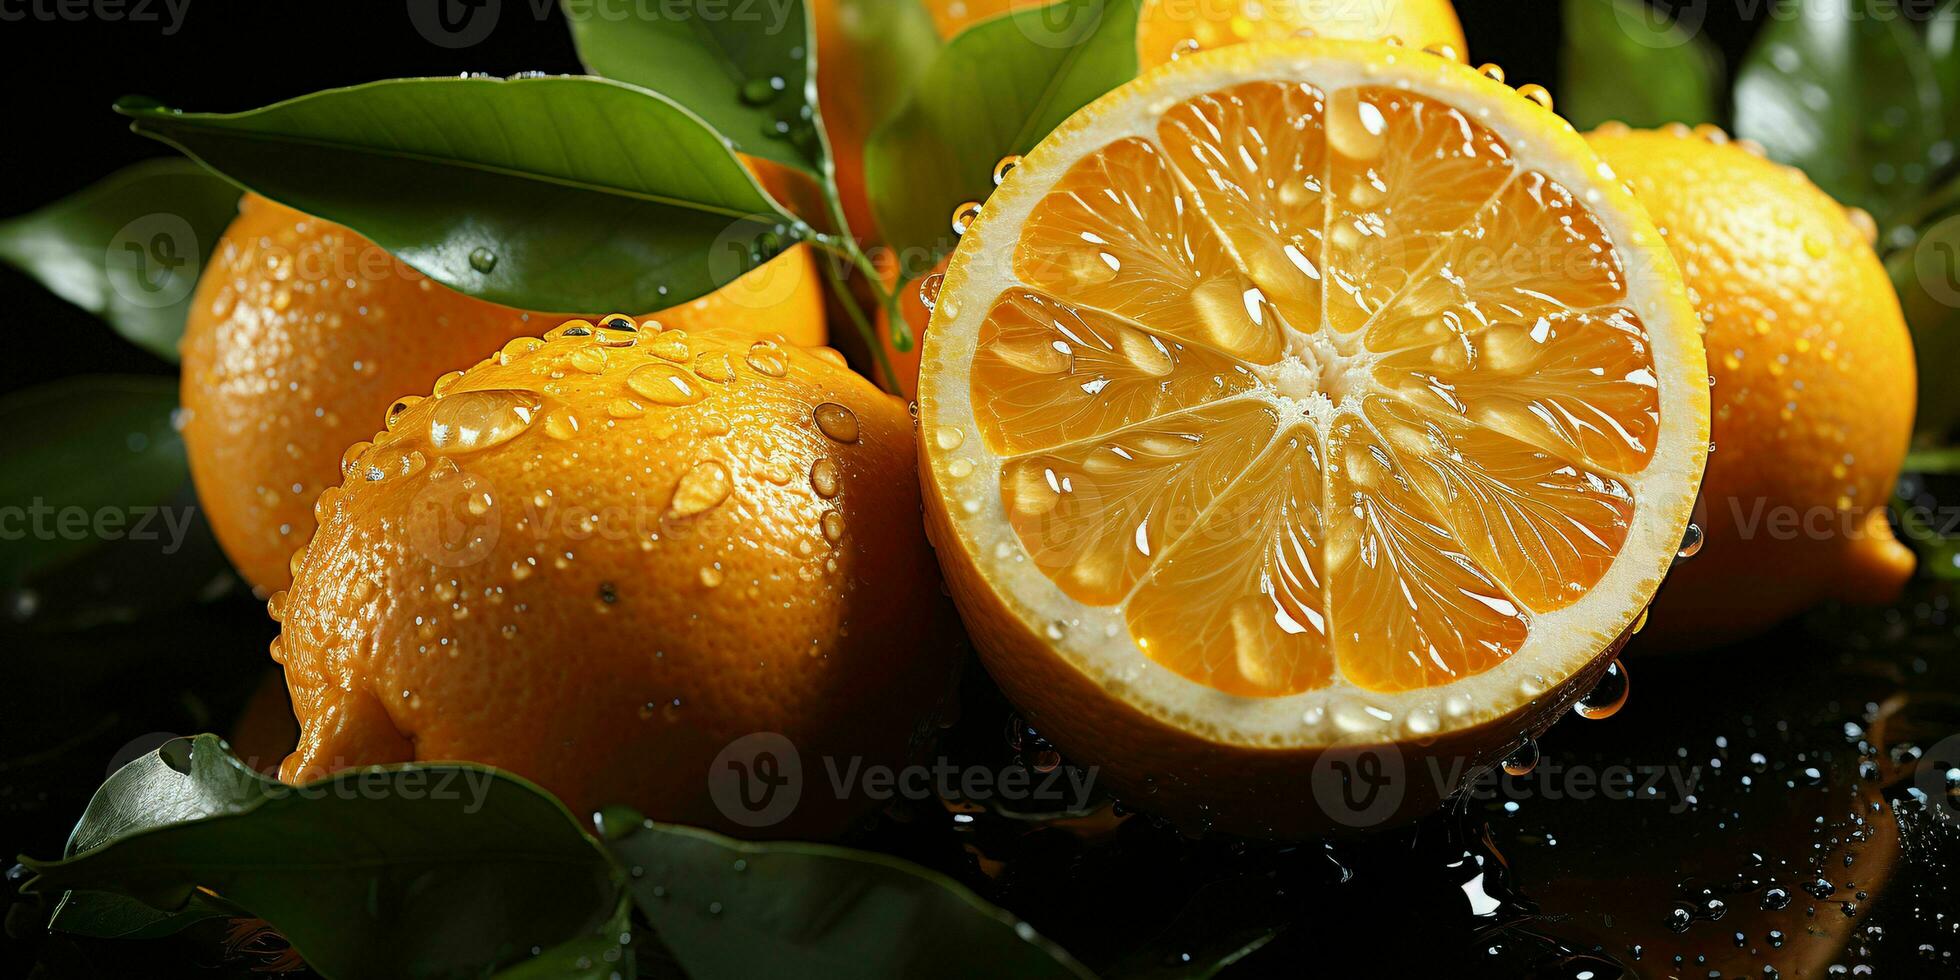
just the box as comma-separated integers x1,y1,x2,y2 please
0,0,1760,396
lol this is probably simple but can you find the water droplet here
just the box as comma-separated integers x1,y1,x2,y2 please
627,363,707,406
468,247,497,273
745,340,789,377
625,326,678,359
699,565,724,588
918,273,944,315
991,154,1021,186
1574,659,1629,720
1501,738,1540,776
809,458,841,498
950,201,982,236
813,402,860,443
739,75,784,105
1676,522,1704,562
428,390,540,454
933,425,964,450
821,511,843,543
947,458,974,479
668,460,732,517
1517,84,1554,111
692,352,736,383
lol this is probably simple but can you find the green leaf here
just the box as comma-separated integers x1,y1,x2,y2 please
118,76,803,314
598,810,1091,980
1733,0,1944,223
865,0,1140,266
1888,226,1960,441
0,159,240,362
1559,0,1722,131
23,735,620,980
564,0,824,174
1928,0,1960,156
493,893,638,980
0,376,233,630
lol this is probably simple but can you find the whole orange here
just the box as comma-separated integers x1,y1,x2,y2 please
181,194,825,593
1590,125,1917,648
272,319,955,837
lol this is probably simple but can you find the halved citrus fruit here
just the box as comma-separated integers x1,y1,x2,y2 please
917,39,1709,836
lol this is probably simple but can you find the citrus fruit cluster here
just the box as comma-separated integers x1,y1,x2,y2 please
177,0,1917,839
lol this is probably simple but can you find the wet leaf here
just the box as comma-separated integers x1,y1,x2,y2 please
565,0,823,174
865,0,1140,263
600,810,1091,979
1734,0,1944,223
118,76,800,314
0,159,240,363
1559,0,1722,131
22,735,619,979
0,376,232,631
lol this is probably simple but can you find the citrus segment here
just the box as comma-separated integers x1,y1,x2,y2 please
1126,423,1332,696
918,40,1707,836
1002,399,1280,605
1322,87,1514,334
1157,80,1331,335
1015,137,1284,363
1359,396,1635,613
970,288,1261,454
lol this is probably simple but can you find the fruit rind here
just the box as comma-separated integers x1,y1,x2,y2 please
917,39,1708,828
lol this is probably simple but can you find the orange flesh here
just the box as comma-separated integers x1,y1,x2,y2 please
971,81,1661,696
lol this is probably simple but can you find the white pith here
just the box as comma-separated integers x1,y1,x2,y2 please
918,40,1709,749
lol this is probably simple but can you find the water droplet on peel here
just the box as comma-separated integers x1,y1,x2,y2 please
991,155,1021,186
809,458,841,498
699,565,724,588
646,331,691,362
933,425,964,450
813,402,860,443
468,247,497,273
745,341,789,377
1574,659,1629,720
947,458,974,479
821,511,844,543
628,363,707,406
1502,738,1540,776
668,460,732,517
428,390,540,454
692,352,736,383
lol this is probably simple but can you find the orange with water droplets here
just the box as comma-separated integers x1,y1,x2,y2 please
271,320,955,837
1588,125,1916,650
917,40,1708,835
181,194,825,594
